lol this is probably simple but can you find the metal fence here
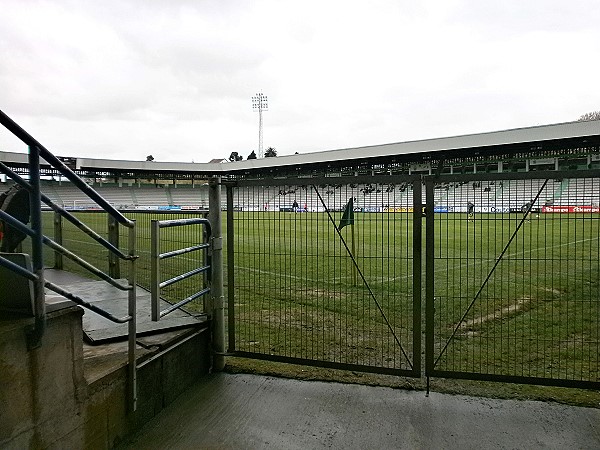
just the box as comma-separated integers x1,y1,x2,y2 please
150,217,212,320
425,170,600,388
226,176,422,376
226,170,600,389
30,169,600,389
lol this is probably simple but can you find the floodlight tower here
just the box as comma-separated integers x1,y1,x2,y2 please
252,92,268,158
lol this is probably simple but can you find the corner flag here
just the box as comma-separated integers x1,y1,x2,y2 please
338,197,357,285
339,198,354,231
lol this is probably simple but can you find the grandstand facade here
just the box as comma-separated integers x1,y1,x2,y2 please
1,118,600,178
2,119,600,212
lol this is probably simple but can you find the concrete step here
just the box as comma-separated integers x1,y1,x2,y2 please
42,269,210,399
43,269,207,344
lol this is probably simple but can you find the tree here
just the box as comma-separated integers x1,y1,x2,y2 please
578,111,600,122
265,147,277,157
247,150,257,160
229,151,243,161
146,155,154,162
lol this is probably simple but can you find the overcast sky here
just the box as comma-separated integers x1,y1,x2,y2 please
1,0,599,163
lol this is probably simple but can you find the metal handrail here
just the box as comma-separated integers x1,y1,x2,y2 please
150,217,212,321
44,280,132,323
0,109,138,411
0,161,132,260
0,255,130,324
0,209,130,291
0,109,133,228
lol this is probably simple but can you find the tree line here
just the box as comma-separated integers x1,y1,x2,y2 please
229,147,277,161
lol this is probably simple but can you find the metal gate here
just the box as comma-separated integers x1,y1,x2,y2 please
226,176,422,377
150,217,212,320
226,170,599,389
425,170,600,389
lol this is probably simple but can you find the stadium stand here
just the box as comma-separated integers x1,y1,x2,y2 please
167,185,210,208
3,176,599,213
554,178,600,206
130,186,170,206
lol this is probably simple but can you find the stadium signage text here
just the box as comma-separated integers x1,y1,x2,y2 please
542,205,600,213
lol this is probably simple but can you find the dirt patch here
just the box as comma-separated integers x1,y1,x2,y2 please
459,297,531,332
307,288,345,300
541,287,562,295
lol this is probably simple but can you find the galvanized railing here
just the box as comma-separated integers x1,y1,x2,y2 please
150,217,212,320
0,109,138,411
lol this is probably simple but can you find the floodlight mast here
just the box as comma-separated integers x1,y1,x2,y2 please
252,92,268,158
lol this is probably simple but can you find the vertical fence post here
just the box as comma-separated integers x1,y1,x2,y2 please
424,176,435,384
226,184,235,353
108,215,120,279
53,211,63,270
27,145,45,349
208,176,225,371
412,178,422,376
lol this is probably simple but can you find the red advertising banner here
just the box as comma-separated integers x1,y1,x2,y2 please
542,205,600,213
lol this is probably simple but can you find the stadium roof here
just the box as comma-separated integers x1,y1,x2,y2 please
1,119,599,176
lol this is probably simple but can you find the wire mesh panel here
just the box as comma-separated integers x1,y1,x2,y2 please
426,173,600,388
228,178,420,376
25,211,56,268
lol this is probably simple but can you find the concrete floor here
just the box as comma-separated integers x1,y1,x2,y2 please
120,373,600,449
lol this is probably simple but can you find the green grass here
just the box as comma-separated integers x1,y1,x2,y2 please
232,211,415,371
36,210,599,387
232,211,599,385
432,214,599,381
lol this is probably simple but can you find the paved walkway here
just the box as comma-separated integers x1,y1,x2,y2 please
120,373,600,449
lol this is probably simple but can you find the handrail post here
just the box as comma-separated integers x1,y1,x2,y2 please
108,215,120,279
26,145,46,350
53,211,63,270
208,176,225,371
127,221,137,412
150,220,160,321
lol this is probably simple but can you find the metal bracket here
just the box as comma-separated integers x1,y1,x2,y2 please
211,236,223,251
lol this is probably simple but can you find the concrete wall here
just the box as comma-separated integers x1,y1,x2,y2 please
0,306,211,449
0,306,87,449
84,329,211,449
